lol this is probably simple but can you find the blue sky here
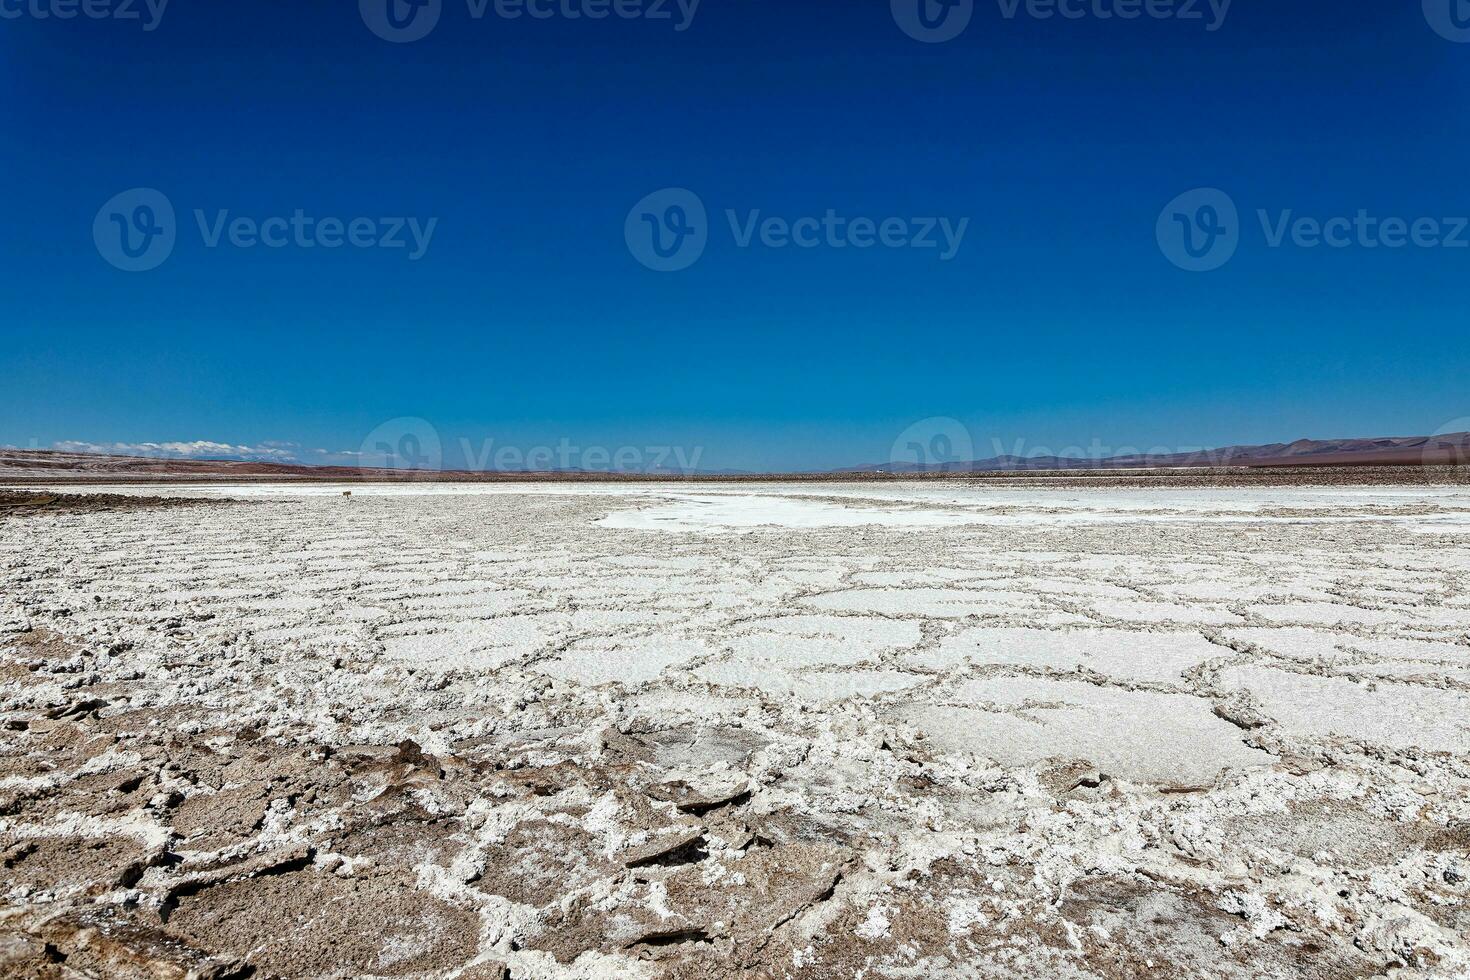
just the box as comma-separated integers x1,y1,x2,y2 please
2,1,1468,471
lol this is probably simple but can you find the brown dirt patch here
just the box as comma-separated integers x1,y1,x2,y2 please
0,491,220,516
163,865,480,978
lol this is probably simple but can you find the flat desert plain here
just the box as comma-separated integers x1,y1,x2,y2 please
2,478,1469,979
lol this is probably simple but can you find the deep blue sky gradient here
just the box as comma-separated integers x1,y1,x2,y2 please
2,1,1467,470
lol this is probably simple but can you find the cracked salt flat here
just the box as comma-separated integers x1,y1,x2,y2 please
590,484,1470,532
3,480,1470,978
1217,666,1470,751
724,615,925,667
16,480,1469,775
87,481,1470,532
537,635,715,685
804,586,1051,617
903,680,1271,785
907,626,1225,682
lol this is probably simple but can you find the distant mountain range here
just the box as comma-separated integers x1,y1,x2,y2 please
0,449,749,481
839,433,1470,473
1,432,1466,482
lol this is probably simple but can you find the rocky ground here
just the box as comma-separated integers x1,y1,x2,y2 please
1,482,1468,979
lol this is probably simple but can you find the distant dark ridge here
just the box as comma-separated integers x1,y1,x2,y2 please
2,432,1468,483
838,432,1470,474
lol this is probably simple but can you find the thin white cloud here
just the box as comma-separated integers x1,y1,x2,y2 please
52,440,313,463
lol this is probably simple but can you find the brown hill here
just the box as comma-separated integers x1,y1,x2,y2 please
845,433,1470,473
1,432,1467,483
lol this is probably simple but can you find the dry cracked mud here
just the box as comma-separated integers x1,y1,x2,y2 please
0,481,1468,979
